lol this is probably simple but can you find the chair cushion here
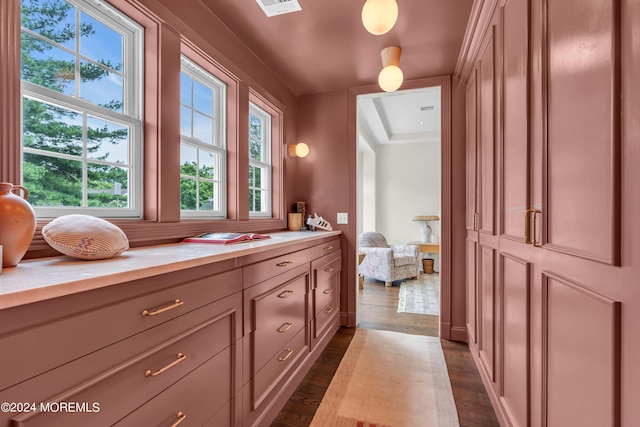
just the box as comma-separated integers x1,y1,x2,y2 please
394,255,416,267
359,231,388,248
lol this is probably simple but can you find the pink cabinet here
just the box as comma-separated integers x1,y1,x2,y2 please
311,250,341,350
462,0,627,426
0,265,243,427
242,236,341,427
0,234,342,427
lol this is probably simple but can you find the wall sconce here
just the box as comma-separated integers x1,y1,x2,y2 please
288,142,309,158
361,0,398,35
378,46,403,92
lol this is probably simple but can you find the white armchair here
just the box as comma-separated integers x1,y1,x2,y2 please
358,231,420,287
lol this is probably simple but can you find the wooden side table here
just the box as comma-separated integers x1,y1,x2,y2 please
408,241,440,254
408,241,440,274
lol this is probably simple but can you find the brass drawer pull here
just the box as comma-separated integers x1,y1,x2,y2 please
533,209,542,247
171,412,186,427
278,348,293,362
278,290,294,298
322,288,333,294
277,322,293,333
324,267,335,272
145,353,186,377
141,299,184,317
276,261,293,267
324,306,334,314
525,209,533,244
323,246,334,250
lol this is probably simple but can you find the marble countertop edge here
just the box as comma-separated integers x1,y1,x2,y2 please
0,230,341,310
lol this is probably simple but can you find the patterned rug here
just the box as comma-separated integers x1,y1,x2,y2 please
310,329,460,427
397,279,440,315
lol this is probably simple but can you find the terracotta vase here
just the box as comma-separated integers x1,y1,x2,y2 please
0,182,36,267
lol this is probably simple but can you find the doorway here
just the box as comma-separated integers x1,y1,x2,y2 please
355,86,442,336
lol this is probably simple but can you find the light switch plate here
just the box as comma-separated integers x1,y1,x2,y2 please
337,212,348,224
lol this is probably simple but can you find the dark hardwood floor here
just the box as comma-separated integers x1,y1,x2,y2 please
272,276,500,427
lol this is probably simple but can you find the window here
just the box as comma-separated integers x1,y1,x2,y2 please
179,57,227,217
248,102,271,217
20,0,143,218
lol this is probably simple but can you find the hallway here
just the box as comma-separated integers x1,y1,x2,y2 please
272,275,499,426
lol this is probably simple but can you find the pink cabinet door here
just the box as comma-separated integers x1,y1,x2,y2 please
542,0,620,265
501,0,530,241
466,68,479,231
478,25,496,236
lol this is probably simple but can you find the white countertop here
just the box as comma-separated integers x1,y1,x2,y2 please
0,230,341,310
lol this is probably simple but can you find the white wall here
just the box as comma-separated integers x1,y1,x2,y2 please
377,141,441,246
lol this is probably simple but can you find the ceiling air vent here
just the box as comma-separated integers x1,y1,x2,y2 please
420,106,435,111
256,0,302,17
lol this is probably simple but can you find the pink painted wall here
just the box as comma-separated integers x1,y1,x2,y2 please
293,91,356,325
449,78,469,341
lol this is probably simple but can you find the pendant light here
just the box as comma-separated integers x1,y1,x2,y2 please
361,0,398,35
378,46,403,92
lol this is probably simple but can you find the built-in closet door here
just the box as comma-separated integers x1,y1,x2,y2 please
475,11,500,390
466,0,626,426
530,0,622,426
466,68,479,346
496,1,533,426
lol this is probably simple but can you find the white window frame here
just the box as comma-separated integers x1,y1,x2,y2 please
248,102,272,217
179,56,227,218
20,0,143,218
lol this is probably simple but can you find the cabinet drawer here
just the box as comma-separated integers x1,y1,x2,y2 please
253,327,308,409
114,347,232,427
312,251,341,288
243,248,311,287
6,293,240,427
314,295,338,341
314,274,340,317
0,268,241,392
308,238,340,260
254,274,307,370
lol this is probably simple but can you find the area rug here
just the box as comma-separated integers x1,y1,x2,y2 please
398,280,440,315
310,329,460,427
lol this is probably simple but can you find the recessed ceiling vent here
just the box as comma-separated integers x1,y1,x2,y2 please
256,0,302,17
420,106,435,111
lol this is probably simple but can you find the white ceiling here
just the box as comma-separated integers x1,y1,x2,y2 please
358,86,441,149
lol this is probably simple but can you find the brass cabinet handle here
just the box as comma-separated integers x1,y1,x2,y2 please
525,209,534,244
324,267,335,272
324,306,334,314
141,299,184,317
145,353,186,377
277,322,293,333
524,209,542,245
322,288,333,294
533,209,542,247
473,212,479,231
278,349,293,362
276,261,293,267
277,290,294,299
323,246,334,250
170,412,186,427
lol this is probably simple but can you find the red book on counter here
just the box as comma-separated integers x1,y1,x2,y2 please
182,232,271,244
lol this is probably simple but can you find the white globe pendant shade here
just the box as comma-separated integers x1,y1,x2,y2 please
378,46,403,92
378,65,404,92
361,0,398,35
